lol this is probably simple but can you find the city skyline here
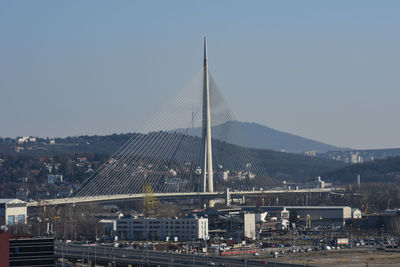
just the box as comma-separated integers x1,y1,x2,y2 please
1,1,400,149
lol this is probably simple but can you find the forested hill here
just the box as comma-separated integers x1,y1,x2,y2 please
0,132,345,184
323,156,400,185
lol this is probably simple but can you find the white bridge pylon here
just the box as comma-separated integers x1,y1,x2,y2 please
70,38,274,200
201,37,214,207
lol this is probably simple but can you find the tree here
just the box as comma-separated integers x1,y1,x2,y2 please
143,183,158,217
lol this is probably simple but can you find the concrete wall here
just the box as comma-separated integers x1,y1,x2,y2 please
243,213,255,240
343,207,352,219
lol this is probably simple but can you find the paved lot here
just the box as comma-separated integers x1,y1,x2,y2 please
268,248,400,267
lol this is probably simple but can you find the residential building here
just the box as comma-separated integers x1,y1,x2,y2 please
47,174,63,184
352,208,362,219
56,186,73,198
15,188,29,202
304,150,317,157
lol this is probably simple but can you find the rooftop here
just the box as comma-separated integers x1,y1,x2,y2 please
0,199,26,204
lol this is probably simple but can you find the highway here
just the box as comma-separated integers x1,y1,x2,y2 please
55,243,308,267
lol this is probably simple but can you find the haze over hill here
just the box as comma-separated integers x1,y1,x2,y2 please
181,121,344,153
323,156,400,185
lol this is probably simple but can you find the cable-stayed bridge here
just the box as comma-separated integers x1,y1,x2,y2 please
28,38,341,207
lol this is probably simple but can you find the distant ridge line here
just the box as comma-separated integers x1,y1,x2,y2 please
175,120,345,153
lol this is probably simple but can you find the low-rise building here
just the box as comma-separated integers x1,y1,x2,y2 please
99,219,117,237
197,209,256,240
35,185,51,199
284,206,352,227
242,207,290,233
243,206,350,228
47,174,63,184
56,186,73,198
16,188,29,202
116,215,208,241
352,208,362,219
0,199,27,225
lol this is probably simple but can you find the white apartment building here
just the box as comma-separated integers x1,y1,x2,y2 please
117,215,208,241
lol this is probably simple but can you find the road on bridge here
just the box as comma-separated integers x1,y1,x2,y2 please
29,188,342,207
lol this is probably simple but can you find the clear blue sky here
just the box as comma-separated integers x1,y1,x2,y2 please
1,1,399,149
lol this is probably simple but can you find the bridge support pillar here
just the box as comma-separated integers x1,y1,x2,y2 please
225,188,231,206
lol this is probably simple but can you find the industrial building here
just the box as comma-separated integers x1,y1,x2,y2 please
0,229,54,267
283,206,352,227
0,199,27,226
193,208,257,240
0,229,9,267
9,238,55,267
116,215,208,241
240,206,355,228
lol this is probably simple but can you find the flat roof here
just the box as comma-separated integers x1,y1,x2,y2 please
242,206,350,210
283,206,349,209
0,199,25,204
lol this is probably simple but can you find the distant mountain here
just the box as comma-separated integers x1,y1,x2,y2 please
323,156,400,185
180,121,343,153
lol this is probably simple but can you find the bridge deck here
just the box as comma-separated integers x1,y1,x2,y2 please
27,188,342,207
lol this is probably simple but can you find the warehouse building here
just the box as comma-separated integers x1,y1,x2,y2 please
242,205,352,228
283,206,352,227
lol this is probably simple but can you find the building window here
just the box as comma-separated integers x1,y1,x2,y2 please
8,215,15,225
17,214,25,223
